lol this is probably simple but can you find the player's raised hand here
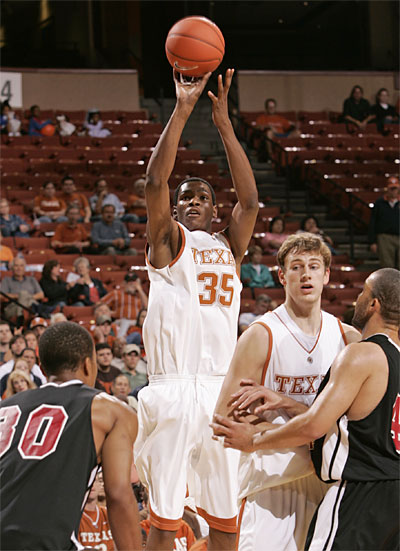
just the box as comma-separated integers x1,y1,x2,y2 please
208,68,234,128
174,69,212,110
228,379,285,417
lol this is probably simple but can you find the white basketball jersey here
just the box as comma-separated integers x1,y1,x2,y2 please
239,304,348,499
143,222,242,376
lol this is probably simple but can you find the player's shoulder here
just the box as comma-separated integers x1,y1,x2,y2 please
335,339,388,376
340,322,362,344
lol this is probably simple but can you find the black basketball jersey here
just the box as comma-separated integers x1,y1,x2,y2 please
311,334,400,483
0,380,100,550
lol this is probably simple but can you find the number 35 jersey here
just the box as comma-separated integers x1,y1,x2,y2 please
143,222,242,376
0,381,100,551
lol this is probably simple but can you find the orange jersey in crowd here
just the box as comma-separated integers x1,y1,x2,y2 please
78,505,115,550
141,519,196,551
53,222,89,244
255,114,292,134
101,289,142,320
34,195,66,213
58,192,90,218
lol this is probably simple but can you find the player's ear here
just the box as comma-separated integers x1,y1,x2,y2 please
278,267,286,286
212,204,218,218
172,206,178,220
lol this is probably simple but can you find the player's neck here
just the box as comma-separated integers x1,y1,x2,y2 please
284,298,321,336
361,318,400,345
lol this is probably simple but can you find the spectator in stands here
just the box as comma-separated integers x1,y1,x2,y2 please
1,101,21,136
51,205,91,253
0,346,45,397
121,343,148,392
111,374,138,411
95,342,121,394
255,98,299,161
241,245,275,289
259,216,290,255
93,314,116,348
89,178,125,220
58,175,91,223
33,181,67,223
369,88,399,135
50,312,68,324
67,256,107,306
39,260,69,311
55,114,76,137
111,338,126,370
342,85,374,131
126,308,147,347
0,198,31,237
0,321,13,364
78,473,115,551
0,257,45,323
1,334,27,367
23,330,38,352
84,109,112,138
5,369,36,398
238,293,273,334
127,178,147,223
28,105,53,136
0,238,14,270
91,204,136,255
101,272,148,324
29,317,48,340
298,216,335,252
368,176,400,269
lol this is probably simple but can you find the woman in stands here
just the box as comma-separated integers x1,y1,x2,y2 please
342,85,374,131
84,109,111,138
298,215,337,254
241,245,275,289
39,260,69,311
370,88,399,134
260,216,290,255
67,256,107,306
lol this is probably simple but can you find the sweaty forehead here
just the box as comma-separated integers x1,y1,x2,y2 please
287,250,324,264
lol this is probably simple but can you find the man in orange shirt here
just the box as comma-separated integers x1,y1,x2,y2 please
51,206,91,253
255,98,299,161
33,181,67,223
58,175,91,223
78,473,115,551
101,272,148,322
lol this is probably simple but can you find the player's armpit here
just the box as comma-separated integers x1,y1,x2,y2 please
214,323,270,418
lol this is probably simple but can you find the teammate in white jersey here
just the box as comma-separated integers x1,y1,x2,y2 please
212,233,361,551
134,69,258,551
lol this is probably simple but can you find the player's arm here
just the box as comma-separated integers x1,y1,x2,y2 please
208,69,258,264
92,395,142,550
213,342,382,453
145,71,211,268
341,322,362,344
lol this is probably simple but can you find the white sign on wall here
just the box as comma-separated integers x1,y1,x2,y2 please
0,72,22,107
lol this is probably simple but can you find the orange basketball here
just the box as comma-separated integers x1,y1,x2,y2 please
41,124,55,137
165,16,225,77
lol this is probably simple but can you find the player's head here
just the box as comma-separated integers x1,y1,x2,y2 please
277,233,331,304
352,268,400,331
173,177,217,233
39,322,96,385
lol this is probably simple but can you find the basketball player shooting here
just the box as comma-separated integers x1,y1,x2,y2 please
134,68,258,551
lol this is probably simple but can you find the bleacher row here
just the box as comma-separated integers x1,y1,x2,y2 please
1,109,376,322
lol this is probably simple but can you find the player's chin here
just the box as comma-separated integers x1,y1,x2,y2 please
183,216,206,231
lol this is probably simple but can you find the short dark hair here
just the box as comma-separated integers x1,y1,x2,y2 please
66,204,80,215
39,322,94,376
376,87,389,104
265,98,277,109
173,177,216,206
0,320,11,329
30,105,39,116
96,343,112,353
370,268,400,327
42,181,55,190
300,215,318,231
61,175,74,184
269,216,285,233
10,335,26,347
101,203,115,213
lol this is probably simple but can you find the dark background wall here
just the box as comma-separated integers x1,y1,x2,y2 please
1,0,398,97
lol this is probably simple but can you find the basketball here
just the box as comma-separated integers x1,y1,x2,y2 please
165,16,225,77
41,124,55,136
